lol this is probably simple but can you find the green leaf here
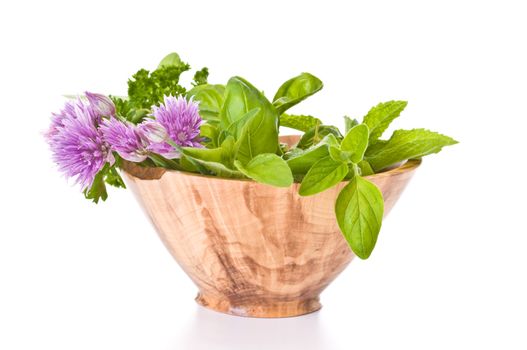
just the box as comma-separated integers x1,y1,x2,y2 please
280,114,322,132
105,166,126,188
286,134,339,174
344,116,359,134
148,153,183,170
185,157,245,178
127,65,190,110
273,73,323,114
192,67,209,86
158,52,185,69
181,145,223,163
200,123,219,148
83,165,109,203
187,84,225,121
358,160,374,176
225,108,261,140
329,146,351,163
362,101,408,143
341,124,370,163
296,125,343,149
365,128,458,171
181,136,236,169
299,156,348,196
335,176,384,259
234,154,293,187
220,77,279,164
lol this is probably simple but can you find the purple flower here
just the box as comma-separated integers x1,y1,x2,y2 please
86,91,116,117
46,98,114,190
100,118,151,162
150,96,203,158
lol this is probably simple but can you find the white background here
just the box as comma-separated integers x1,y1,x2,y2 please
1,0,526,349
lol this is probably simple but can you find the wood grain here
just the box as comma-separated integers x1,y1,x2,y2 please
121,136,421,318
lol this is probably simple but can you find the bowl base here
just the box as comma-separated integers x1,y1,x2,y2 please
195,293,322,318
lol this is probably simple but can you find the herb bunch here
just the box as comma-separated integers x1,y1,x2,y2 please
46,52,457,259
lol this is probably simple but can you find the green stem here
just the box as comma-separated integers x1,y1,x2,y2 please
148,153,183,170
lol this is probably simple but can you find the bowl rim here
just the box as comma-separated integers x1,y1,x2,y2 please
121,157,421,183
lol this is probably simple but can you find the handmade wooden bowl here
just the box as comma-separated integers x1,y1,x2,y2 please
121,136,420,318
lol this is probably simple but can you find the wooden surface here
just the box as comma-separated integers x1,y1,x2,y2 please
121,138,420,318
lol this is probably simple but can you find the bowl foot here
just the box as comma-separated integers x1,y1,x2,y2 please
195,292,322,318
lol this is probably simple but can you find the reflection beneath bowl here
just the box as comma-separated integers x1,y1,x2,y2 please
177,305,336,350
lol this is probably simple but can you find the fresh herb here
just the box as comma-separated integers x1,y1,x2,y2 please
46,52,458,259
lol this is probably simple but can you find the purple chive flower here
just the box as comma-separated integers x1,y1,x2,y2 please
100,118,151,162
46,97,114,190
149,95,203,158
85,91,116,117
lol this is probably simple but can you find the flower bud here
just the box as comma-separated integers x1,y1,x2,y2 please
85,91,116,117
140,121,168,143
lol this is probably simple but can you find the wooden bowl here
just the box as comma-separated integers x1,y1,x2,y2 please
121,136,421,318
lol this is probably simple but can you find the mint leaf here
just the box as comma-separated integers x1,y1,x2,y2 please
329,146,351,163
296,125,342,149
272,73,323,115
299,156,348,196
365,128,458,171
234,154,293,187
363,101,407,143
335,176,384,259
344,116,358,134
280,114,322,132
287,134,339,174
341,124,369,163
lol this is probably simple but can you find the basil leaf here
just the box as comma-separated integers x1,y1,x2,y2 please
296,125,342,149
365,128,458,171
280,114,321,132
272,73,323,114
200,123,219,148
234,154,293,187
182,136,236,169
187,84,225,121
335,176,384,259
286,134,339,174
225,107,261,139
341,124,369,163
221,77,279,164
362,101,407,143
181,146,222,163
221,76,277,128
299,156,348,196
157,52,185,69
344,116,359,134
358,160,374,176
